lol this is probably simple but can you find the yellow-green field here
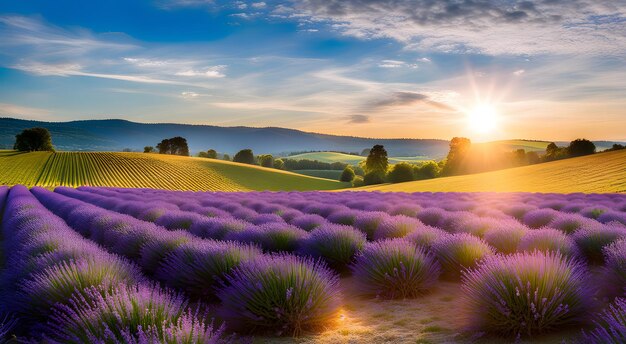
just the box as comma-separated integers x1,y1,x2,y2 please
359,149,626,193
0,151,347,191
287,152,430,165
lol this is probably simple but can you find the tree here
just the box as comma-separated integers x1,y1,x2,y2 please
234,149,255,164
567,139,596,157
258,154,274,168
363,171,385,185
14,127,54,152
352,176,364,187
442,137,471,176
526,151,540,164
340,166,355,182
223,154,231,161
207,149,218,159
122,148,133,152
414,161,440,180
360,148,370,156
156,137,189,156
387,163,414,183
364,145,388,174
144,146,155,153
198,151,209,158
273,158,284,170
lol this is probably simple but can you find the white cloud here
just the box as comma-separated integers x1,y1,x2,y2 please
378,60,418,69
418,57,431,63
288,0,626,56
513,69,525,76
0,102,52,117
175,65,226,78
251,2,266,8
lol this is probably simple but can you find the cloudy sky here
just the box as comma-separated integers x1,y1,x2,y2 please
0,0,625,141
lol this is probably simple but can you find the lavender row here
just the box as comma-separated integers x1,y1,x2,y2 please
0,186,224,342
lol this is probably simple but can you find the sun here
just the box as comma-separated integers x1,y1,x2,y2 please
467,103,499,134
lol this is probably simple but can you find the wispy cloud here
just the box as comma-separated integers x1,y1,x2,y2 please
346,114,370,123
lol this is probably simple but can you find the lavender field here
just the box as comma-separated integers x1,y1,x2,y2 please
1,186,625,343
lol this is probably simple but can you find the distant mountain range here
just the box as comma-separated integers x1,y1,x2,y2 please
1,118,622,158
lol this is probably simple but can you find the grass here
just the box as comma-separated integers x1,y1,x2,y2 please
0,151,348,191
294,170,343,180
286,152,430,165
358,149,626,193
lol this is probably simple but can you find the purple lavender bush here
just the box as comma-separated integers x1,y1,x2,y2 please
573,223,626,264
224,223,308,252
483,225,527,254
353,211,390,240
374,215,422,240
289,214,327,231
432,233,494,279
518,228,580,258
188,218,248,240
404,225,446,249
603,239,626,298
580,298,626,344
217,254,340,336
523,208,560,229
299,224,366,273
48,284,227,343
156,240,261,300
351,239,440,299
462,251,592,337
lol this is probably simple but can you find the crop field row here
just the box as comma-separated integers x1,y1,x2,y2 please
0,151,346,191
1,186,625,343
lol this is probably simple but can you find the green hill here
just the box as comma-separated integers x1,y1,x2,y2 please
0,151,348,191
286,151,431,165
357,149,626,193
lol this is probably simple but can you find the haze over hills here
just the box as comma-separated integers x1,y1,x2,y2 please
1,118,623,158
0,118,451,157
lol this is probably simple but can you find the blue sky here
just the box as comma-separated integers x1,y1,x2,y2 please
0,0,625,141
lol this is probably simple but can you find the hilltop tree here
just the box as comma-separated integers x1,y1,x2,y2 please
207,149,218,159
340,166,355,182
545,142,567,161
442,137,471,175
156,137,189,156
273,158,284,170
258,154,274,168
234,149,255,164
223,154,231,161
14,127,54,152
413,161,440,180
364,145,389,174
568,139,596,157
144,146,155,153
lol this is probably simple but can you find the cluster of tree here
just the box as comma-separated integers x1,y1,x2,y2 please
605,143,625,152
545,139,596,161
155,137,189,156
198,149,218,159
14,127,55,152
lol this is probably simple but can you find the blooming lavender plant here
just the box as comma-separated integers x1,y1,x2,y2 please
603,239,626,298
224,223,308,252
573,223,626,264
351,239,440,299
48,284,227,343
217,254,341,336
518,228,580,258
432,233,494,279
373,215,422,240
462,251,592,337
299,224,366,273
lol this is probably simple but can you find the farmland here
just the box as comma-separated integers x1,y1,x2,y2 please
1,185,625,343
362,149,626,193
0,151,347,191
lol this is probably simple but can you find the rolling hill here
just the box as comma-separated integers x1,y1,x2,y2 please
286,151,431,165
0,118,449,157
0,151,347,191
357,149,626,193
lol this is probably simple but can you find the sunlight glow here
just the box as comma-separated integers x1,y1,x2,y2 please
467,103,499,134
